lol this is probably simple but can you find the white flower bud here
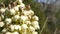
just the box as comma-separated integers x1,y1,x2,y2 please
14,25,19,30
21,24,28,30
0,8,6,13
6,32,12,34
28,26,35,32
19,0,22,3
10,8,16,15
1,15,4,19
31,21,40,29
0,22,4,27
16,3,25,10
12,15,20,21
14,6,19,11
17,25,21,31
2,28,7,33
22,10,28,16
5,18,12,25
22,10,34,16
9,25,14,31
13,32,19,34
19,3,25,9
32,15,39,21
28,10,34,16
20,15,28,21
25,21,31,25
32,31,38,34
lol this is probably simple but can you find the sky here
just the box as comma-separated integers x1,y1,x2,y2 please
37,0,56,4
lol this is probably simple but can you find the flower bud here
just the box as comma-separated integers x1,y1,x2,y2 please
5,18,12,25
31,21,40,29
6,32,12,34
32,15,39,21
0,8,6,14
21,24,28,30
20,15,28,21
10,8,16,15
32,31,38,34
13,32,19,34
28,26,35,32
0,22,4,27
9,25,14,31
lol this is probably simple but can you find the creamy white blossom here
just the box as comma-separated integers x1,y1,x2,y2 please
12,15,20,21
17,25,21,31
13,32,19,34
16,3,25,10
14,6,19,11
21,24,28,30
6,32,12,34
9,25,15,31
0,8,6,13
31,21,40,29
5,18,12,25
19,0,22,3
25,21,31,25
22,10,34,16
32,15,39,21
0,22,4,27
28,10,34,16
2,28,7,33
20,15,28,21
1,15,4,19
32,31,38,34
28,26,35,32
10,8,16,15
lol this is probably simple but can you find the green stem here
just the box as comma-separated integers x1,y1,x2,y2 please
40,17,48,34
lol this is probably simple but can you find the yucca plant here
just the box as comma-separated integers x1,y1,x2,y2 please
0,0,40,34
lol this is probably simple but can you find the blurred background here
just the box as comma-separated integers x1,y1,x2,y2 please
0,0,60,34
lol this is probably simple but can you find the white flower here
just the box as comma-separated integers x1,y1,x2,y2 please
9,25,14,31
13,32,19,34
31,21,40,29
17,25,21,31
32,21,38,25
28,10,34,16
10,8,16,15
22,10,28,16
22,10,34,16
19,0,22,3
17,3,25,10
5,18,12,25
0,22,4,27
14,25,18,30
2,28,7,33
12,15,20,21
21,24,28,30
32,31,38,34
14,6,19,11
32,15,39,21
0,8,6,13
28,26,35,32
1,15,4,19
25,21,31,25
19,3,25,9
6,32,12,34
20,15,28,21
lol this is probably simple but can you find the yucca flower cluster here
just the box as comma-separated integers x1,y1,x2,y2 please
0,0,40,34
